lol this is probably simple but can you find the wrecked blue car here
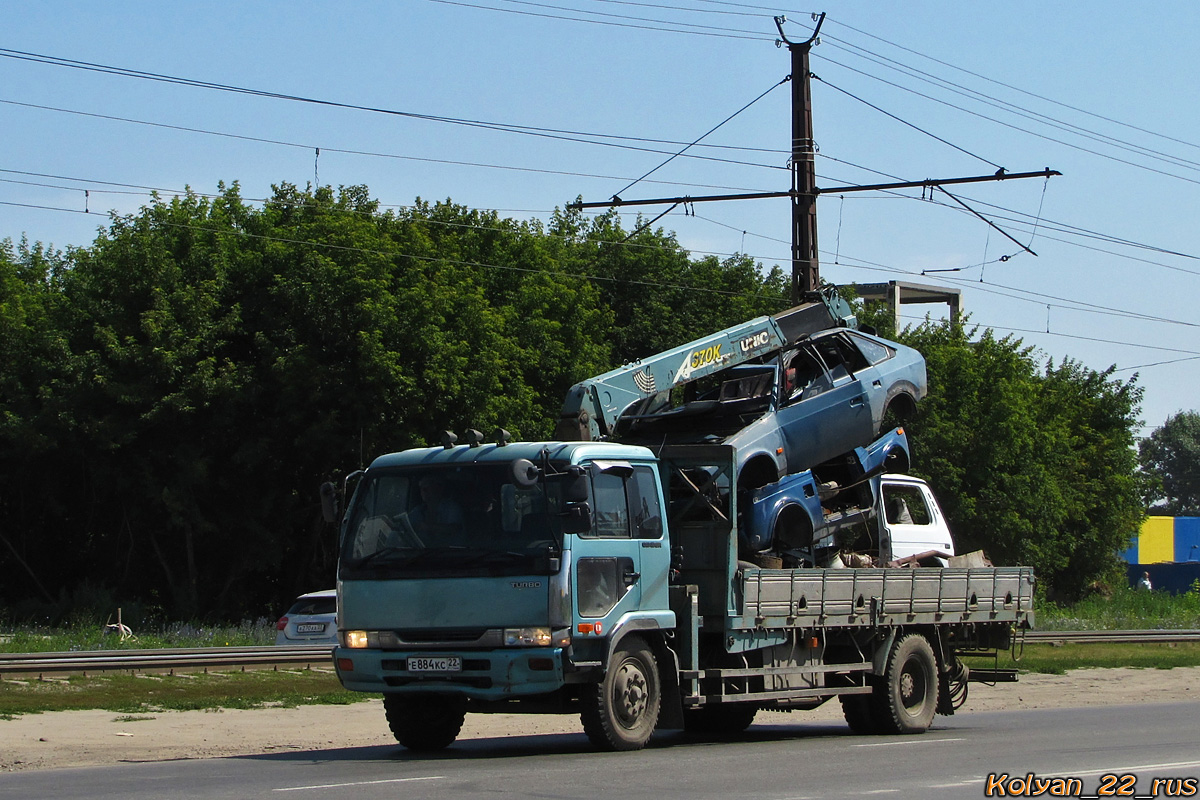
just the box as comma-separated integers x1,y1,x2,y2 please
742,426,911,557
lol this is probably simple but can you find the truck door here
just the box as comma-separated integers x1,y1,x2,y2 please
573,462,670,634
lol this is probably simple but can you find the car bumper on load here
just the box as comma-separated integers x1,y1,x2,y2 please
333,646,567,699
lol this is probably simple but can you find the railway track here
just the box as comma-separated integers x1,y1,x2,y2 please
1,631,1196,678
0,645,334,678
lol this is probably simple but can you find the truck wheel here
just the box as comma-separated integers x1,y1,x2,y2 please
683,704,758,736
839,693,879,735
580,636,661,751
877,634,938,734
383,694,467,751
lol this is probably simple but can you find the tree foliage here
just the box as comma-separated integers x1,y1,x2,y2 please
0,184,788,619
1139,411,1200,515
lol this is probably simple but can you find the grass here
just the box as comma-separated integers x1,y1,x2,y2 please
0,669,365,718
983,642,1200,675
0,618,276,654
1035,583,1200,631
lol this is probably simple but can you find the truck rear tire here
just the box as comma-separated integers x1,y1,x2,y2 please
839,692,879,735
876,633,938,734
383,694,467,751
682,704,758,736
581,636,661,751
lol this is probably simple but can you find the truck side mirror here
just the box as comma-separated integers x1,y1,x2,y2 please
562,464,590,503
319,481,339,523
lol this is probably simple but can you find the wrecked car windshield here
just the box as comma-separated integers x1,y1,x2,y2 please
339,464,566,579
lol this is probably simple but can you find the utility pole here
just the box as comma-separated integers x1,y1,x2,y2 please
567,15,1058,310
778,13,823,304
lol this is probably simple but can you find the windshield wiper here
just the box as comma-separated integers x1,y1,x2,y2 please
395,545,470,567
459,550,529,568
353,546,410,568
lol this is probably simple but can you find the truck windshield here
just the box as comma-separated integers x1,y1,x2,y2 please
339,464,566,579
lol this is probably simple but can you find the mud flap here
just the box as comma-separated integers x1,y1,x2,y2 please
649,636,684,730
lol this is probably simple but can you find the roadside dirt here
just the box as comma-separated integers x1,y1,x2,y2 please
3,666,1198,772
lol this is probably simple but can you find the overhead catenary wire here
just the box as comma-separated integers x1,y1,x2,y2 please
812,74,1005,173
610,74,789,198
0,50,787,173
812,50,1200,189
423,0,772,40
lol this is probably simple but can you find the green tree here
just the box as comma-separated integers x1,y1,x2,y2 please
0,238,74,606
0,183,849,619
1139,411,1200,515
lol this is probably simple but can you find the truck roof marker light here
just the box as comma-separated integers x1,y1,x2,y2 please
465,429,484,447
441,431,458,450
494,428,512,446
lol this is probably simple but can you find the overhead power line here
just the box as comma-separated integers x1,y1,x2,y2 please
0,99,780,196
0,49,785,173
825,16,1200,157
423,0,770,40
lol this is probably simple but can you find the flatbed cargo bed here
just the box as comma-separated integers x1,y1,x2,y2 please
737,565,1035,629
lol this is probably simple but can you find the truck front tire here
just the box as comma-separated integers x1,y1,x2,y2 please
581,635,661,751
383,693,467,751
877,633,938,734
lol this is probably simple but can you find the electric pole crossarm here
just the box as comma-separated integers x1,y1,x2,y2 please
825,168,1061,196
567,191,788,211
565,168,1061,211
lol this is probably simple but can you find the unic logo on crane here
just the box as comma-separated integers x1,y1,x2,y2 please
739,330,771,352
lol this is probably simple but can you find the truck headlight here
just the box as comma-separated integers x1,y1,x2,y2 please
344,630,373,648
504,627,552,647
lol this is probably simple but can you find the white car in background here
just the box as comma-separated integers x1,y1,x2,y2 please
274,589,338,646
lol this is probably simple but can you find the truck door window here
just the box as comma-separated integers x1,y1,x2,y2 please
589,470,631,538
630,466,663,539
884,484,932,525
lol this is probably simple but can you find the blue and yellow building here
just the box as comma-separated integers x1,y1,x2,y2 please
1121,516,1200,592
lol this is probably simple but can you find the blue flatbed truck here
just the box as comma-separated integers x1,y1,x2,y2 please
327,436,1034,752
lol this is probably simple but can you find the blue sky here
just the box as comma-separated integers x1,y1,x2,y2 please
4,2,1199,436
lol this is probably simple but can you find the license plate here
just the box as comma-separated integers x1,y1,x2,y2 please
407,656,462,672
297,623,325,634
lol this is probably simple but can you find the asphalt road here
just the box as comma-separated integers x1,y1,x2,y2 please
2,703,1198,799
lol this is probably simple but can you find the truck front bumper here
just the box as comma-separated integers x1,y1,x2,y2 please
333,646,567,700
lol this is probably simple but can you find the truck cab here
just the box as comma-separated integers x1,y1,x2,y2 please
332,440,674,745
